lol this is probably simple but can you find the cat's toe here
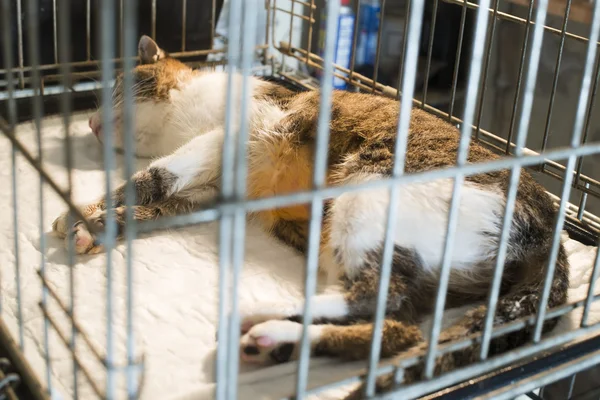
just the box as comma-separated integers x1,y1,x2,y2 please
69,215,105,255
239,320,303,365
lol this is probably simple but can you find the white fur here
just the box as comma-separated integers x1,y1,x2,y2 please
240,293,350,328
150,127,225,195
90,71,282,158
329,174,507,278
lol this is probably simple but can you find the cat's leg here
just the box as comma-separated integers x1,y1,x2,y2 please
62,196,209,254
52,127,225,254
239,318,423,365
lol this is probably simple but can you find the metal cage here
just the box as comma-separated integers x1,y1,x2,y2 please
1,0,600,399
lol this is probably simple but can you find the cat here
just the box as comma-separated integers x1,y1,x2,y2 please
52,35,569,398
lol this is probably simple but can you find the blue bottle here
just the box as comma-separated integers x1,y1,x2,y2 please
318,0,355,90
355,0,380,67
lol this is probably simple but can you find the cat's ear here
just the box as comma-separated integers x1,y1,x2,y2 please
138,35,166,64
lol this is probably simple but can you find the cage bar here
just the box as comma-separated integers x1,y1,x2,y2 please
121,0,140,395
504,0,535,155
422,0,439,106
423,0,493,378
25,0,54,393
99,0,118,396
363,0,425,394
447,0,469,119
295,1,339,397
474,0,499,140
225,1,259,399
56,0,78,396
216,0,244,398
533,0,600,343
479,0,549,361
1,0,24,350
442,0,597,45
540,0,572,163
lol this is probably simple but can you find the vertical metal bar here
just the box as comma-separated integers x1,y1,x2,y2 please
423,0,491,378
504,0,535,154
151,0,157,39
295,1,339,398
25,0,52,392
1,0,24,348
370,0,386,93
122,0,139,396
211,0,217,49
479,0,548,360
474,0,499,141
305,0,316,66
447,0,468,119
86,0,91,61
120,0,124,58
286,0,294,68
581,236,600,327
539,0,572,161
533,0,600,342
364,0,425,395
53,0,58,63
567,374,576,398
225,2,258,399
422,0,439,106
576,183,589,221
181,0,187,52
57,0,77,396
395,0,411,100
347,0,361,82
100,0,117,396
216,0,243,397
16,0,24,88
574,57,600,187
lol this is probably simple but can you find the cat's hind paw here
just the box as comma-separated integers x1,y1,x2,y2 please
239,320,322,365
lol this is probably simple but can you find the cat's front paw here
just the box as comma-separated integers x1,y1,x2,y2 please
68,210,107,255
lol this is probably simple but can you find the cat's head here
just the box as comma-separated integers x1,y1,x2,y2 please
88,35,195,156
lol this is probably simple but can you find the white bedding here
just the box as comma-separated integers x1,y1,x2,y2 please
0,111,598,400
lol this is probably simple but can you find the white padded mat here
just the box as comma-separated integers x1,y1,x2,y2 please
0,112,598,400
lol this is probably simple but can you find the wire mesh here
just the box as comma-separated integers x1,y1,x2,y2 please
0,0,599,399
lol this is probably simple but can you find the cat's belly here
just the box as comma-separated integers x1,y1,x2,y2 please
247,142,314,227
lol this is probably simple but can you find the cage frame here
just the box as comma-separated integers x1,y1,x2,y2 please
1,0,600,399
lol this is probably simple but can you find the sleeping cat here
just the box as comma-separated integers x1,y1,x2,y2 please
52,35,569,397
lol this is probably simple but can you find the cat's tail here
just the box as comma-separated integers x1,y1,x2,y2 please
336,245,570,399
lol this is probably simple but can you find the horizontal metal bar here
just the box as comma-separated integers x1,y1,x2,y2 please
0,45,268,75
289,0,317,9
273,7,315,23
135,141,600,234
39,303,104,398
381,326,600,400
422,334,600,400
441,0,596,46
477,337,600,400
